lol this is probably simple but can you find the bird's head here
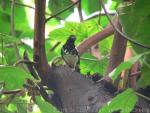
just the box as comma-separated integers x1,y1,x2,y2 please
68,35,76,43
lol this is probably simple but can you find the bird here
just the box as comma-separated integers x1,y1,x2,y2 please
61,35,80,72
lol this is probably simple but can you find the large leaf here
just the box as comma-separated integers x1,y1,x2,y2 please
0,0,31,37
80,53,108,75
117,1,150,87
0,66,31,90
99,88,137,113
35,96,61,113
49,20,101,44
108,52,149,81
82,0,101,15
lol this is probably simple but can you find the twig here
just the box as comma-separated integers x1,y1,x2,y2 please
0,94,16,104
14,59,37,66
10,0,16,36
80,55,109,62
10,0,35,9
11,0,63,20
1,37,3,64
10,0,20,60
23,51,39,80
2,89,23,95
49,42,61,52
129,71,141,77
77,0,83,22
100,0,150,49
4,42,24,48
45,0,80,23
136,92,150,101
85,12,115,21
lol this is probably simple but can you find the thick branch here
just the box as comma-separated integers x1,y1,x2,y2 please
34,0,50,83
106,19,127,85
77,25,114,54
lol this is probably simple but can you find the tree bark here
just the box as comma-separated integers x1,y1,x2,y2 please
34,0,50,84
106,18,127,87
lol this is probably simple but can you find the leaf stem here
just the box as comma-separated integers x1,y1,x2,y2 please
136,92,150,101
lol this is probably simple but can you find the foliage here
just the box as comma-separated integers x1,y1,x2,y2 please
0,0,150,112
49,19,101,43
108,52,149,81
81,0,102,15
99,88,137,113
35,96,61,113
48,0,74,19
117,1,150,87
0,66,31,90
80,53,108,75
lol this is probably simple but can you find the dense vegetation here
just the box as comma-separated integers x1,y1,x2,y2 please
0,0,150,113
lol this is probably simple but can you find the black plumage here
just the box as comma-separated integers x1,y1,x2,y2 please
61,35,80,72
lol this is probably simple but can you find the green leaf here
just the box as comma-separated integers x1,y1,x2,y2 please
99,35,113,55
49,21,101,44
0,66,31,90
117,1,150,87
99,88,137,113
138,63,150,88
14,2,31,31
19,29,34,39
108,53,146,81
0,33,20,43
0,106,13,113
0,12,10,34
35,96,61,113
0,0,31,37
82,0,101,15
80,53,108,75
9,97,28,113
15,100,27,113
111,0,123,9
4,48,17,65
48,0,73,19
49,27,72,42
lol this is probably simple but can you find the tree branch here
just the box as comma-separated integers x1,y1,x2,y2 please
77,24,114,54
77,0,83,22
34,0,50,83
106,18,127,86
